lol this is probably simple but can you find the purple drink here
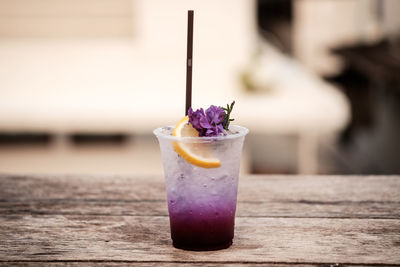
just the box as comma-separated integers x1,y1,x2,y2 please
154,125,248,250
169,205,235,250
167,174,237,250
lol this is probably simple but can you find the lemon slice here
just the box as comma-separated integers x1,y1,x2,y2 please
173,116,221,168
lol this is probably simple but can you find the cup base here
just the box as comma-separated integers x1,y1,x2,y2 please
172,240,232,251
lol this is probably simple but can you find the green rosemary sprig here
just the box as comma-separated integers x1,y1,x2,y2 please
222,101,235,130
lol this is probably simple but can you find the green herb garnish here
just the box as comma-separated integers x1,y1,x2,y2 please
222,101,235,130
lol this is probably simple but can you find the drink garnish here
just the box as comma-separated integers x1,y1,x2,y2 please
222,101,235,130
172,101,236,168
187,101,235,137
173,116,221,168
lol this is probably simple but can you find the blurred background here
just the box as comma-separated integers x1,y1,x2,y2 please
0,0,399,175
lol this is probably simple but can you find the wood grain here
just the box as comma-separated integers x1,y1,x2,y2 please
0,174,399,265
1,263,368,267
0,174,399,218
0,215,399,264
1,197,399,219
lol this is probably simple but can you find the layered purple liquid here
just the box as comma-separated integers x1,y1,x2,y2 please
168,200,236,250
155,125,247,250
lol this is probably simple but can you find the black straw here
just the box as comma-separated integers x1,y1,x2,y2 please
185,10,194,116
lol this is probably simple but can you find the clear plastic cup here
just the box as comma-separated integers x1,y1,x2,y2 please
154,125,248,250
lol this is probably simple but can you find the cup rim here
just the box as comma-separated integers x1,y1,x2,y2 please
153,125,249,142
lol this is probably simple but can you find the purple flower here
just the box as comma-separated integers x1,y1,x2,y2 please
188,105,227,137
205,124,225,136
206,105,226,125
188,107,205,131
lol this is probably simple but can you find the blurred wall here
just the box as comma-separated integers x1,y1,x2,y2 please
0,0,134,38
293,0,400,75
383,0,400,38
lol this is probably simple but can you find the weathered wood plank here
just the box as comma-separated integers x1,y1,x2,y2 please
0,175,399,219
1,198,399,219
0,174,397,200
0,174,166,201
0,263,363,267
1,174,400,265
1,174,398,202
0,215,399,264
0,263,384,267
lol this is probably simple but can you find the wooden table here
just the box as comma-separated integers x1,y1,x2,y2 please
1,174,399,266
